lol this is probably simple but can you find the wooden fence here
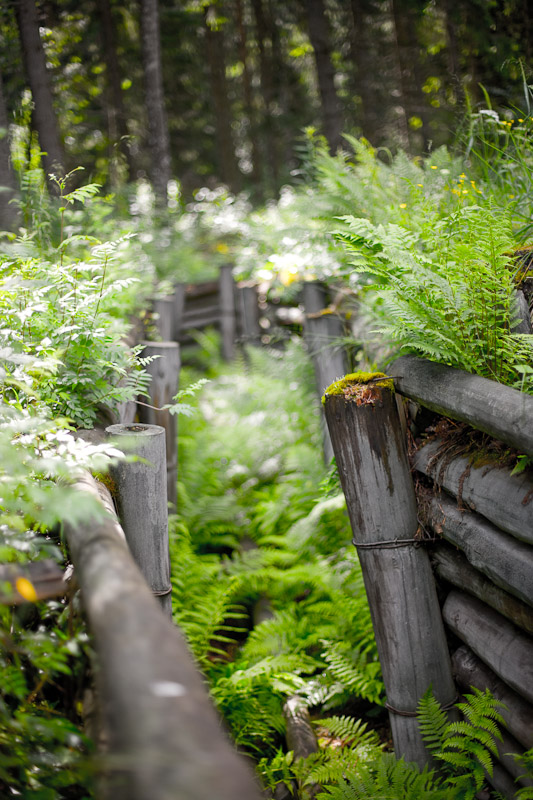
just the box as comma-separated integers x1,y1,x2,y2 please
324,356,533,797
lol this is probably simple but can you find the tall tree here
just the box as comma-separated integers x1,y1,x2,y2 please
251,0,278,192
235,0,262,189
0,69,18,230
97,0,133,183
204,5,240,191
305,0,342,153
349,0,381,144
139,0,171,204
15,0,65,178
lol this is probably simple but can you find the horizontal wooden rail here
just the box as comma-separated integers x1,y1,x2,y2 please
391,356,533,457
0,559,65,604
63,472,262,800
415,439,533,546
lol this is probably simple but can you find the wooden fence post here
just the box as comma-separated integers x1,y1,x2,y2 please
219,264,236,360
137,341,180,510
237,283,261,345
152,296,175,342
173,282,186,342
323,374,456,768
106,423,172,616
303,282,348,464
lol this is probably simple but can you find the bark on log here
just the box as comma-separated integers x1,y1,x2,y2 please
432,544,533,635
324,378,455,768
427,494,533,608
219,265,236,360
452,645,533,750
63,473,262,800
415,439,533,546
444,590,533,704
488,761,521,800
0,559,65,604
391,356,533,457
512,290,532,335
283,696,318,759
137,341,180,509
304,282,348,464
106,423,171,615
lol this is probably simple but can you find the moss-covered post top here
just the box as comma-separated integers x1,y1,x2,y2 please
321,371,395,405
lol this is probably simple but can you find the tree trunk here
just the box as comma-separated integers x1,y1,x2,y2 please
96,0,133,182
349,0,379,143
235,0,262,187
139,0,171,205
15,0,65,178
204,6,240,192
0,71,18,230
306,0,343,153
250,0,278,192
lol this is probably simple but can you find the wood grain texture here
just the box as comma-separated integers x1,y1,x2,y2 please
427,495,533,608
452,645,533,750
432,544,533,635
444,590,533,704
64,474,262,800
391,356,533,457
106,423,171,615
324,386,455,767
415,438,533,545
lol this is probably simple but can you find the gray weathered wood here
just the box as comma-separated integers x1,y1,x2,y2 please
219,264,236,360
444,590,533,704
452,645,533,750
512,289,532,335
489,761,521,800
427,495,533,608
172,283,186,342
106,423,171,616
137,341,180,509
63,473,263,800
432,545,533,635
0,559,65,604
237,284,261,344
324,380,456,768
415,439,533,546
304,282,349,464
153,296,175,341
283,696,318,759
391,356,533,457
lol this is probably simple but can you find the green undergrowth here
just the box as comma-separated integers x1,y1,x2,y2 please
171,340,386,785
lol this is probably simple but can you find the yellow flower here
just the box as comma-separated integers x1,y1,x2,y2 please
16,577,37,602
416,183,423,187
216,242,229,254
430,165,437,170
462,189,468,194
399,203,407,209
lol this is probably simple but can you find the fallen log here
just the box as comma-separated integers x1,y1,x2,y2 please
415,439,533,546
432,545,533,635
452,645,533,750
443,590,533,705
427,494,533,608
391,356,533,458
63,473,262,800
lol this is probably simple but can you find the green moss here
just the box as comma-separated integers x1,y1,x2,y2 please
321,371,394,404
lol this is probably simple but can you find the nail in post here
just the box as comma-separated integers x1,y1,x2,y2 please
323,374,456,767
106,423,171,616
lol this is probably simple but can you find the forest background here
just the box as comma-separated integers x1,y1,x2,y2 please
1,0,532,219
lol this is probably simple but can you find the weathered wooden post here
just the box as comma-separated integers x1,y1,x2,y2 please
323,373,456,767
219,264,236,360
105,423,172,616
152,296,174,341
303,282,348,464
237,283,261,345
173,282,186,342
138,341,180,509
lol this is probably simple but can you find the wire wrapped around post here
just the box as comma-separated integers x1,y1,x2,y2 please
323,373,456,768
